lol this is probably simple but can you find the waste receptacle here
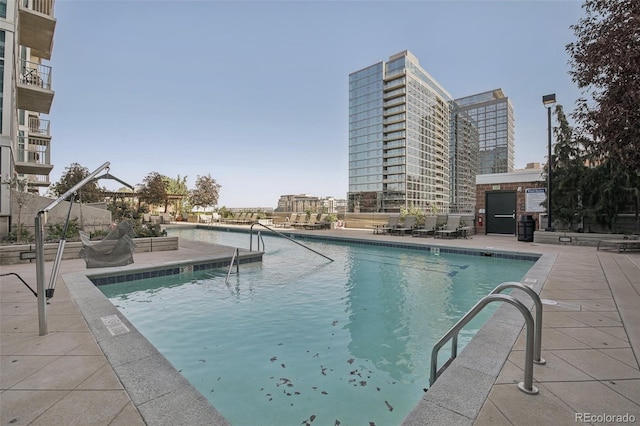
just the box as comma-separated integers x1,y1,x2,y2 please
517,215,536,242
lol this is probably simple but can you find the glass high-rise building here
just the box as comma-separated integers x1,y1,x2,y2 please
348,50,478,214
454,89,515,174
348,51,453,213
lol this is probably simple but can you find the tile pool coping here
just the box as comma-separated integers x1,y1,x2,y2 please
63,232,553,425
202,225,542,262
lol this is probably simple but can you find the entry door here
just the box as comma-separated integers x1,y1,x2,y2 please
486,192,516,234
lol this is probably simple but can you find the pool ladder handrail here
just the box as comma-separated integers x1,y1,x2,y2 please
491,282,545,366
225,248,239,285
249,223,333,262
429,282,545,395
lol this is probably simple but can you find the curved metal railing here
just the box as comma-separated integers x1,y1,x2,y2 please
249,223,333,262
430,293,539,395
490,281,545,365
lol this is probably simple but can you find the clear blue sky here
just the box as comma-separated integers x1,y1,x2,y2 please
49,0,585,208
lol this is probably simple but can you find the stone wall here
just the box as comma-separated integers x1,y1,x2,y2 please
0,236,179,265
9,190,113,240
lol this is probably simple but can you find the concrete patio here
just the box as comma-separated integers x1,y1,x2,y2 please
1,227,638,425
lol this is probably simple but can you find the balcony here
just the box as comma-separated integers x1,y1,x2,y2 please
15,135,53,176
25,174,51,188
18,0,56,60
29,115,51,137
17,60,54,114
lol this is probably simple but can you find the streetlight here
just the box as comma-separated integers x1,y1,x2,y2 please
542,93,556,231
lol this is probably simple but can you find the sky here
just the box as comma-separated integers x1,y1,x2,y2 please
48,0,586,209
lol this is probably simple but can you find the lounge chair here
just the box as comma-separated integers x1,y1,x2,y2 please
245,213,259,224
412,216,438,238
304,214,328,230
278,214,296,228
375,216,399,234
435,216,462,239
291,214,308,228
390,216,416,236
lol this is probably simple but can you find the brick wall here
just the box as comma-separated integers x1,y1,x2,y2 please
476,180,546,234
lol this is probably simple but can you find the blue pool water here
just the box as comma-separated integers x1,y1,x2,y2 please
100,228,535,426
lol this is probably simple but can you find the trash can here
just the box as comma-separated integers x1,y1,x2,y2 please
518,215,535,242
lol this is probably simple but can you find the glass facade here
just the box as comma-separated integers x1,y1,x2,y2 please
348,51,456,213
348,62,384,212
455,89,515,174
449,108,479,213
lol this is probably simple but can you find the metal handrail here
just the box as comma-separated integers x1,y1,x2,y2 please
256,231,266,252
0,273,37,297
430,293,539,395
490,282,545,365
249,223,333,262
225,248,239,285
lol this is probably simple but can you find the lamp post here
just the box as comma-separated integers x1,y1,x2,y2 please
542,93,556,231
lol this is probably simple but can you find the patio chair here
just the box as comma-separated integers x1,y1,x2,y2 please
304,214,328,230
390,216,417,236
291,214,308,228
278,214,296,228
435,216,462,239
412,216,438,238
375,216,399,234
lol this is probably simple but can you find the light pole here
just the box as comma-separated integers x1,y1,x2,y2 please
542,93,556,231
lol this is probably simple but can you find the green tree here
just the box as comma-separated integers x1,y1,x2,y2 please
49,162,103,203
138,172,169,212
189,174,221,210
166,175,189,215
566,0,640,231
543,105,589,230
6,176,33,243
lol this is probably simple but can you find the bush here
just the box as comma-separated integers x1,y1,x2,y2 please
3,225,34,243
47,218,80,242
135,223,167,238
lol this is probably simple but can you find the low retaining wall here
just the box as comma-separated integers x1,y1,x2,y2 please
533,231,633,247
0,236,179,265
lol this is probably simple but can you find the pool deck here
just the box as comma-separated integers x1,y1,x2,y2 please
1,226,639,425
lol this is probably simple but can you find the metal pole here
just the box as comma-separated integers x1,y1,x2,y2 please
546,106,554,231
35,213,47,336
34,161,111,336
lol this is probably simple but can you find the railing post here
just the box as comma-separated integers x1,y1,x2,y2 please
429,294,539,395
491,282,545,365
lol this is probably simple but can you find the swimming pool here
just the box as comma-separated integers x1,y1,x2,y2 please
98,228,535,425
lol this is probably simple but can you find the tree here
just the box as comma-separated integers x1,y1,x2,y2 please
49,162,103,203
6,176,34,242
138,172,169,212
543,105,589,230
189,174,221,210
166,175,189,215
566,0,640,231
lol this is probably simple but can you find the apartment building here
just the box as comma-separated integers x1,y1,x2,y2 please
0,0,56,236
276,194,344,214
347,50,478,214
455,89,515,174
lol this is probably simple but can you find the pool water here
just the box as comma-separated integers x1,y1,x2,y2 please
100,229,534,426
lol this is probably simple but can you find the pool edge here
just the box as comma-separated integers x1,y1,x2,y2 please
401,251,556,425
63,234,551,426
